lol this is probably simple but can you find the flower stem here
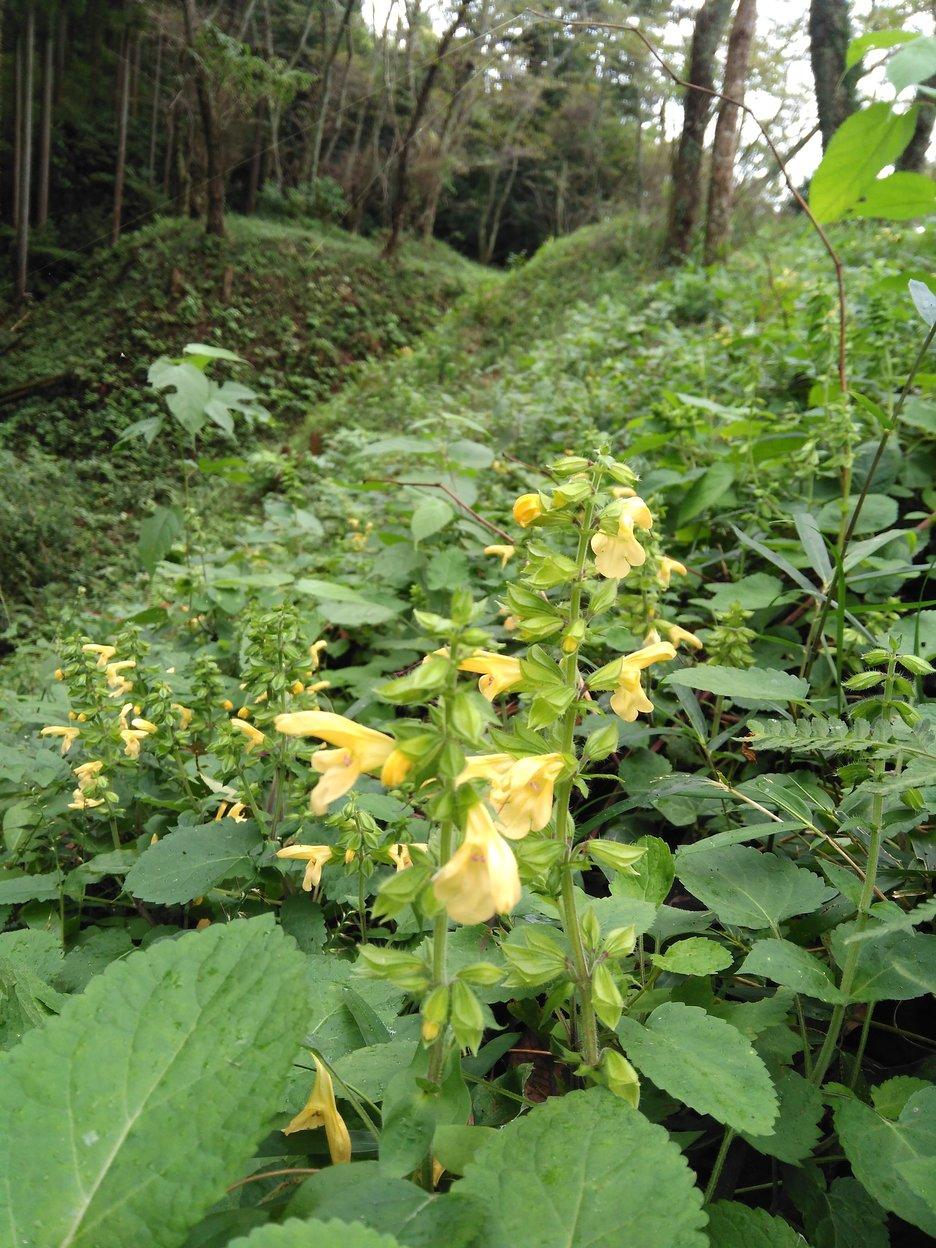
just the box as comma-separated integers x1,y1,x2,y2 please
427,816,454,1085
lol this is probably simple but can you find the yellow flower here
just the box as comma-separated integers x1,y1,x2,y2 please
221,699,234,712
306,679,331,695
277,843,334,891
68,789,105,811
380,747,413,788
53,668,64,681
283,1054,352,1164
236,705,252,719
458,651,522,701
591,497,654,579
132,717,158,734
459,753,565,839
215,801,247,822
81,643,117,668
432,802,521,925
657,556,688,589
229,718,267,753
275,712,395,814
610,486,636,499
105,659,136,697
388,842,427,870
309,640,328,671
667,624,704,651
172,704,193,729
73,760,103,789
608,641,676,722
512,493,544,527
40,725,80,755
483,544,516,567
290,680,305,695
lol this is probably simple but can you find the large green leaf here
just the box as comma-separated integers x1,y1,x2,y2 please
676,462,736,525
706,1202,806,1247
741,939,846,1003
453,1087,707,1248
809,103,918,223
228,1219,404,1248
739,1069,823,1164
675,846,835,930
124,820,263,904
616,1003,777,1135
851,172,936,220
831,923,936,1001
887,35,936,92
662,666,808,702
0,916,307,1248
793,1175,889,1248
835,1087,936,1236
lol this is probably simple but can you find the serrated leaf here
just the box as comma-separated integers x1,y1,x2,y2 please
741,939,846,1003
611,835,674,906
138,507,185,575
831,923,936,1001
809,103,918,223
675,846,835,929
453,1087,706,1248
739,1068,824,1164
793,1175,889,1248
651,936,732,975
228,1218,404,1248
617,1003,778,1134
0,871,62,904
411,497,454,543
124,821,262,904
835,1087,936,1236
706,1201,806,1247
663,665,808,702
0,917,307,1248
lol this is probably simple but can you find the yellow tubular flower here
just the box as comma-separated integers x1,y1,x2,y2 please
489,753,565,839
40,725,80,755
591,496,654,579
171,704,193,729
432,802,521,926
81,643,117,668
229,718,266,753
380,748,412,788
283,1055,352,1164
216,801,248,822
131,717,158,735
512,493,544,527
458,651,523,701
69,789,105,811
609,641,677,722
73,760,103,789
657,556,688,589
483,544,517,568
275,712,395,814
668,624,704,651
277,844,334,891
388,842,428,871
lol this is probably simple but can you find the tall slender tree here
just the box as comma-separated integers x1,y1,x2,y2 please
15,3,35,300
181,0,225,237
112,24,131,244
662,0,734,262
36,12,53,228
808,0,856,149
703,0,756,264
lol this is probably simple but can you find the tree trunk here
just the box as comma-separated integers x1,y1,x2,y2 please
12,27,21,229
36,23,52,227
0,0,5,218
809,0,856,149
383,0,471,258
896,74,936,173
15,5,34,300
246,107,263,213
323,30,354,167
662,0,734,263
481,149,518,264
703,0,757,265
307,0,357,188
112,27,130,245
182,0,225,237
148,31,163,181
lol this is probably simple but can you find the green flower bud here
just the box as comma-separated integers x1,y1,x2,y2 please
592,961,624,1029
458,961,504,986
603,1049,640,1107
897,653,934,677
603,924,637,959
582,720,619,763
586,840,647,875
450,979,485,1053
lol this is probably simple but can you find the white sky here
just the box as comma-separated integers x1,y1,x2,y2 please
365,0,934,184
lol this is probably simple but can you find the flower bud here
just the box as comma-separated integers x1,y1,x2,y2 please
458,961,504,986
897,653,933,677
586,840,647,875
603,1049,640,1107
582,720,619,762
450,979,484,1053
603,924,637,959
592,962,624,1029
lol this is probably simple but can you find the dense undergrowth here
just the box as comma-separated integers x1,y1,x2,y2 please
0,214,483,620
0,211,934,1248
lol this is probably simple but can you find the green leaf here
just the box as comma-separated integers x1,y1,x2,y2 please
138,506,184,576
228,1219,404,1248
411,497,454,542
741,939,846,1003
333,1037,419,1101
183,343,244,364
705,572,784,614
617,1003,778,1134
851,172,936,220
651,936,732,976
831,923,936,1001
149,359,211,436
739,1068,824,1164
817,493,898,535
676,462,735,525
453,1087,707,1248
809,103,918,223
846,28,919,70
872,1076,933,1119
610,835,674,906
124,821,262,904
0,917,307,1248
835,1087,936,1236
663,665,809,702
287,1163,480,1248
909,279,936,328
706,1201,806,1248
432,1124,496,1176
887,35,936,92
0,871,62,904
792,1175,889,1248
675,846,835,929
